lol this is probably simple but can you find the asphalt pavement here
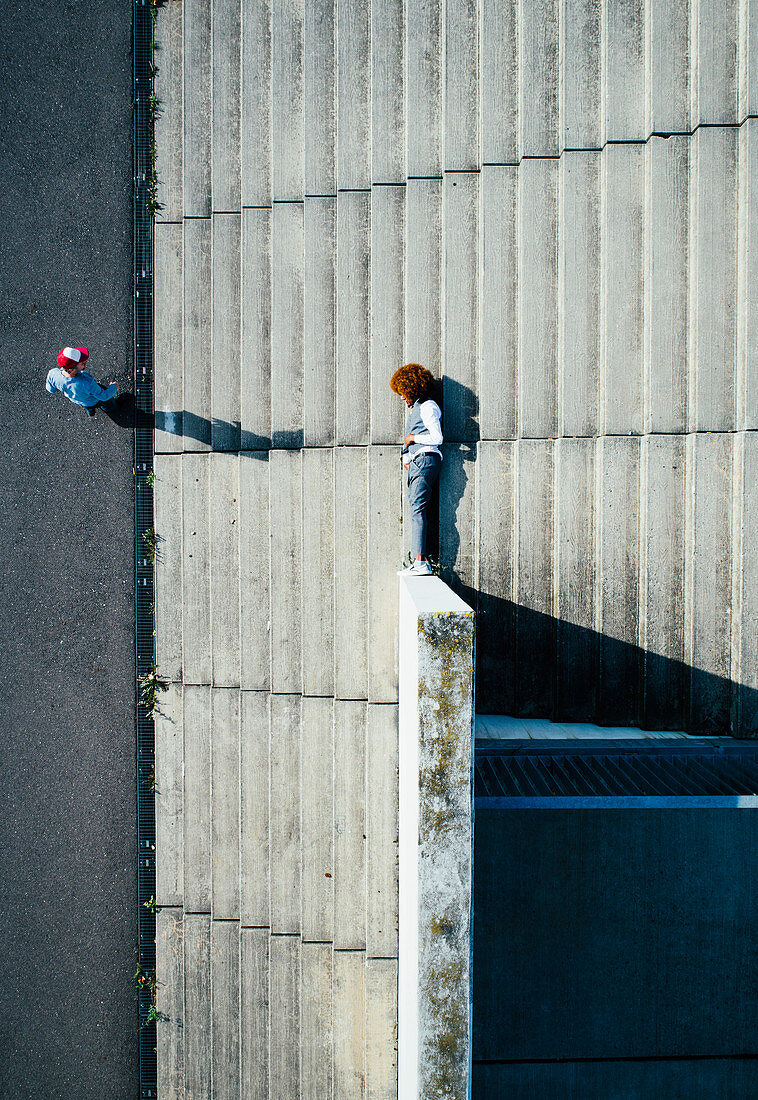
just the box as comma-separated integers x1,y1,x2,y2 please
0,4,137,1096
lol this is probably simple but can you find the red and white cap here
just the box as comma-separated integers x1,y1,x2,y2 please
57,346,89,368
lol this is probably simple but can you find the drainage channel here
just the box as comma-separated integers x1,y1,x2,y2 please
134,0,157,1095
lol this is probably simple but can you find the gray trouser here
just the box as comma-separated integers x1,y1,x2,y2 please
406,452,441,557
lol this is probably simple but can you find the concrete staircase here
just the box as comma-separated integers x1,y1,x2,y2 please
152,1,758,1096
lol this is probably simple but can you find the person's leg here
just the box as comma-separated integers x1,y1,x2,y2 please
408,454,441,559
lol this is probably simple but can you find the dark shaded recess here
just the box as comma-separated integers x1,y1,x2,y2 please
472,808,758,1096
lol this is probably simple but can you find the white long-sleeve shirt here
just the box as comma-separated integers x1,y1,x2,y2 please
402,399,443,467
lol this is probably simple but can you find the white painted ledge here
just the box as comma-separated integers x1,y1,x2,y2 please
398,575,475,1100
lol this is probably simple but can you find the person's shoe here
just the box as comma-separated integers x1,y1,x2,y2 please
398,559,433,576
86,406,97,418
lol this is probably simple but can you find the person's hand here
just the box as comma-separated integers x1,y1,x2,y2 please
110,381,119,392
404,433,414,447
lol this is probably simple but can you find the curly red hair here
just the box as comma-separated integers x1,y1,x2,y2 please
390,363,436,404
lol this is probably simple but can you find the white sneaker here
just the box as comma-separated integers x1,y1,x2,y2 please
398,559,433,576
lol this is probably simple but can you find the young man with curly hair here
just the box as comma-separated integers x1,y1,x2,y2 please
390,363,443,576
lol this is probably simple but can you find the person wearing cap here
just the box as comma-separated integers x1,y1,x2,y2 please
46,346,119,418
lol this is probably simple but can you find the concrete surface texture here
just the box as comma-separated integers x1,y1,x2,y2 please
398,577,474,1099
0,3,136,1099
151,0,758,1096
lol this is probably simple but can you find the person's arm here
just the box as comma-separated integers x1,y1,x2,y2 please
410,400,443,446
45,372,58,394
80,373,118,403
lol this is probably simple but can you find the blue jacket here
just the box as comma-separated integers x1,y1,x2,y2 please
46,368,117,408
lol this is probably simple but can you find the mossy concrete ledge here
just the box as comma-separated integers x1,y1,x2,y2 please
398,575,475,1099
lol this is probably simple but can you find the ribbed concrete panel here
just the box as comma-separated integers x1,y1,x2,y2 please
211,688,240,919
366,703,399,957
336,191,370,444
301,944,334,1100
184,914,211,1098
241,208,271,450
305,0,335,195
301,696,335,941
155,682,183,907
685,432,733,733
559,151,600,438
518,159,558,438
515,439,554,716
480,166,517,440
212,214,242,451
211,920,241,1100
271,203,304,448
689,127,738,431
444,0,478,170
334,700,367,950
241,0,271,207
641,435,686,731
337,0,370,189
372,0,404,183
603,0,645,140
560,0,601,149
183,0,211,216
154,0,182,222
156,909,183,1097
740,0,758,118
368,447,402,702
597,436,641,726
740,120,758,428
648,0,691,133
209,453,240,687
183,685,212,913
269,935,301,1100
302,449,334,696
645,136,689,434
737,433,758,733
272,0,304,200
480,0,518,164
154,223,183,452
241,929,269,1100
270,695,301,934
334,447,368,699
405,0,441,177
520,0,559,156
333,951,366,1100
602,143,644,436
443,172,478,442
439,443,477,591
154,454,182,682
692,0,738,125
371,185,405,444
211,0,241,213
240,691,270,927
239,454,270,690
270,449,302,692
365,958,398,1100
304,197,336,446
476,442,515,715
555,438,596,722
404,179,441,373
182,454,211,683
183,218,212,450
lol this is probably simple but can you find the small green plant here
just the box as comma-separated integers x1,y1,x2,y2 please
138,666,168,717
146,470,156,487
142,527,159,562
135,965,157,997
143,895,158,914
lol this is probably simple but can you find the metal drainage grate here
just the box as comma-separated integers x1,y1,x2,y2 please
475,740,758,801
134,0,157,1095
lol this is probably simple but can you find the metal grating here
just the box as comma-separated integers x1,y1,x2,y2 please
134,0,157,1095
475,740,758,799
